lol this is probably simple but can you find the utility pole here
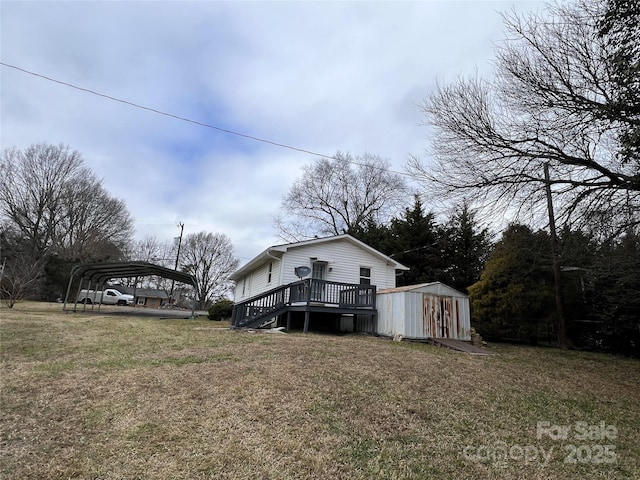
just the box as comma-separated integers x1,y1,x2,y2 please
169,222,184,304
544,163,568,349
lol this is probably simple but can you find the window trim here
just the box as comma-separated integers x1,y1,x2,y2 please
359,266,371,285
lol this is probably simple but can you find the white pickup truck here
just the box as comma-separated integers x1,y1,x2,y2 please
77,288,134,306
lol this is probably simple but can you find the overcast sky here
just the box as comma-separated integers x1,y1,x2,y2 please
1,0,543,264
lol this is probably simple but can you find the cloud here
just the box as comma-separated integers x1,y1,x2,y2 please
1,0,544,264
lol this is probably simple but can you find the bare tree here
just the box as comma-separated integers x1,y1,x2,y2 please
125,235,177,289
408,0,640,235
180,231,239,310
0,143,134,300
0,144,85,254
54,174,133,260
0,251,43,308
276,152,409,240
0,143,134,259
128,235,168,264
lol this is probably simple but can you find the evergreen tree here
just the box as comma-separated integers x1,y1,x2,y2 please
387,196,446,286
441,202,492,293
469,224,556,343
556,227,598,328
598,0,640,166
590,231,640,356
349,216,393,256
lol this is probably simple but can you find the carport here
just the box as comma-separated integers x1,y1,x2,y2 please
63,261,197,317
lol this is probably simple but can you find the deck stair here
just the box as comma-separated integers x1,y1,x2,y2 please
231,279,376,330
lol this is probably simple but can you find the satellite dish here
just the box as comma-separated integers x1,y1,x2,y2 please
294,266,311,279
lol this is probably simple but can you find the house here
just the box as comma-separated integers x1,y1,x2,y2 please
117,286,169,308
376,282,471,341
230,234,409,332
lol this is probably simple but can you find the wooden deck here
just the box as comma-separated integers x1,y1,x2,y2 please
232,279,377,331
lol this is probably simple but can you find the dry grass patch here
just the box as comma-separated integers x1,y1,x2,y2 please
1,302,639,479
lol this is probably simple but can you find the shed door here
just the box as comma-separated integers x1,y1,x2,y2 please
423,294,454,339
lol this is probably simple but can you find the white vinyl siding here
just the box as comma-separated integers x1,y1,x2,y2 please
232,236,401,302
280,238,397,289
233,258,281,302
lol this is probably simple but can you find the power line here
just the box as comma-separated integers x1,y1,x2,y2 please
1,62,328,157
1,61,411,177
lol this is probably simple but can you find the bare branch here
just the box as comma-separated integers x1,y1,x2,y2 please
410,0,640,234
277,152,409,239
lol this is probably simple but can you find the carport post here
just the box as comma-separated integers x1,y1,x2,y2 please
73,278,85,312
97,282,103,311
91,284,99,310
82,281,91,312
62,266,78,312
190,296,196,319
133,277,139,307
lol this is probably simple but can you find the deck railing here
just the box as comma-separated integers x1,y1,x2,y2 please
232,279,376,328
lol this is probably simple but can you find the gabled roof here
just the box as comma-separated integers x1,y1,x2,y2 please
230,234,409,281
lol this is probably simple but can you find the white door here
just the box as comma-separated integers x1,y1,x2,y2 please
311,262,326,301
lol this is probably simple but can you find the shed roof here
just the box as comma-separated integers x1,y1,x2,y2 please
378,282,468,298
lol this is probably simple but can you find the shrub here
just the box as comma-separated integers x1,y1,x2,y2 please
208,299,234,321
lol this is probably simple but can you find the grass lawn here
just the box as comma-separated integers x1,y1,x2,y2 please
1,302,639,479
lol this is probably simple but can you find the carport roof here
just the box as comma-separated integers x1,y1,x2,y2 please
70,261,196,286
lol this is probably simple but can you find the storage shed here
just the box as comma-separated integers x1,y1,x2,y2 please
377,282,471,341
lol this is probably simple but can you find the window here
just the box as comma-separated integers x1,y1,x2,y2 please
242,278,246,296
359,267,371,285
267,262,273,283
